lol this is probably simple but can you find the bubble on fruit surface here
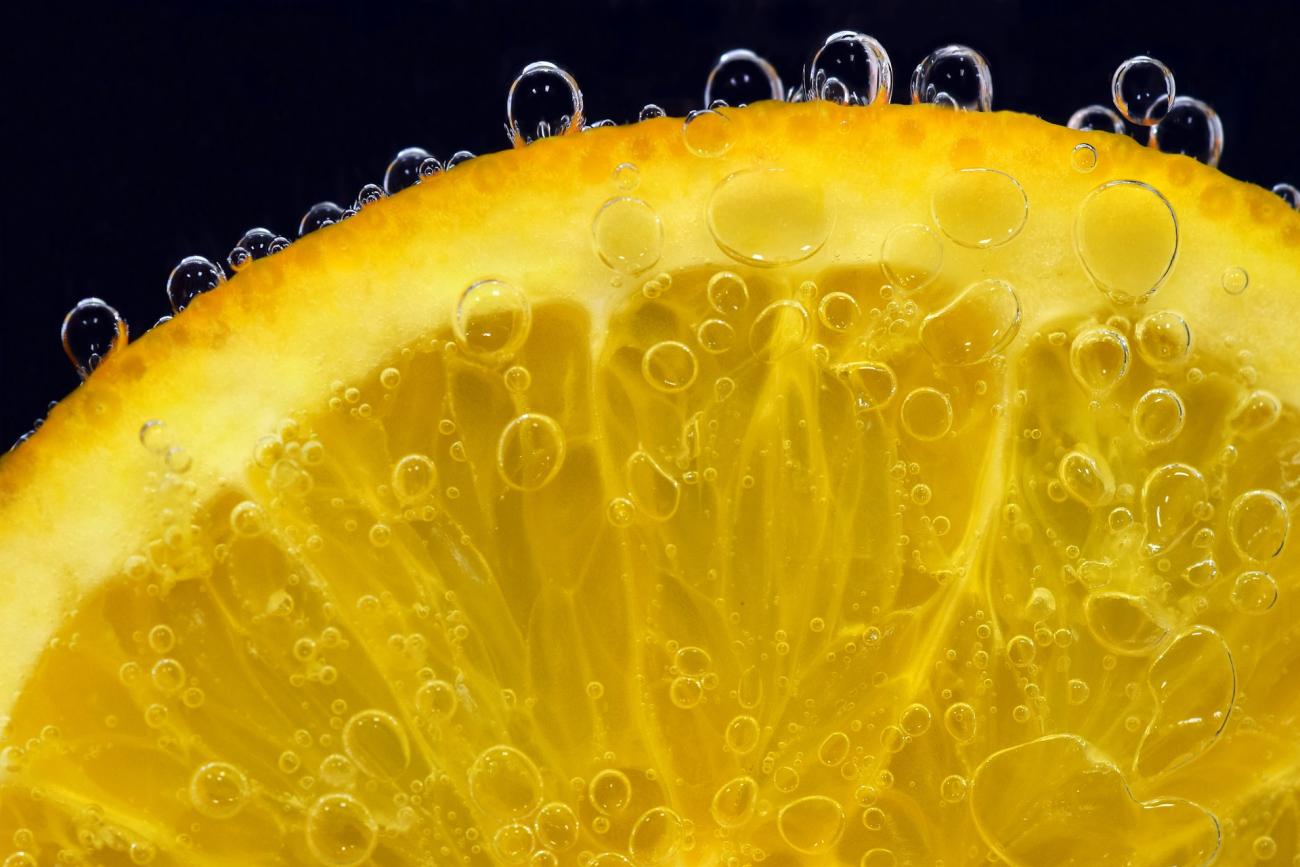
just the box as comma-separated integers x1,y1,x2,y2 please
1141,462,1206,555
704,49,783,107
535,802,579,850
639,104,666,121
1229,389,1281,435
354,183,385,208
1075,180,1178,303
589,768,632,814
299,201,345,236
1069,326,1129,392
453,279,532,360
708,168,831,266
1132,388,1185,445
189,761,250,819
612,162,640,192
629,806,684,863
1068,104,1125,134
682,109,733,158
1135,627,1235,777
696,318,736,354
711,776,757,827
725,714,760,753
901,387,954,440
880,223,943,291
166,255,225,313
414,679,457,720
817,291,861,332
497,414,566,491
494,823,534,863
642,341,699,393
669,675,703,707
1134,310,1192,368
910,45,992,111
817,730,850,766
943,702,977,742
901,703,933,735
468,745,543,819
443,149,475,170
778,795,845,854
1085,592,1169,656
1221,266,1248,296
229,500,267,537
383,146,434,195
627,450,680,520
808,31,892,105
1232,570,1279,614
62,297,127,379
1111,55,1175,125
707,271,749,315
919,278,1021,365
341,709,409,779
932,169,1027,248
834,362,897,413
306,793,377,866
418,156,443,179
391,454,437,503
228,228,285,271
1149,96,1224,167
593,197,663,274
1071,143,1098,173
506,61,583,146
1273,182,1300,209
1059,450,1115,507
749,300,810,360
1228,490,1287,561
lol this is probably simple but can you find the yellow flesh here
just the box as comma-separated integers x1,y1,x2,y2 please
1,102,1299,866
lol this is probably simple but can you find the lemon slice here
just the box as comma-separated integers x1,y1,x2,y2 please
2,102,1299,866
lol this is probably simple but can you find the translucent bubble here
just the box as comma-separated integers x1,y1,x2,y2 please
642,341,699,393
778,795,845,854
612,162,640,191
1228,490,1288,561
725,714,761,753
901,387,954,440
707,271,749,315
453,279,532,360
1231,570,1278,614
469,745,544,819
1149,96,1223,167
166,255,225,313
498,414,566,491
354,183,386,209
1222,266,1248,296
503,365,532,392
629,807,684,863
919,279,1021,366
940,774,969,803
696,318,736,354
414,679,457,719
299,201,345,237
592,197,663,274
1134,310,1193,368
711,776,758,827
1132,388,1185,445
627,450,680,520
809,31,892,105
880,223,943,291
392,454,437,503
1059,450,1115,507
228,227,282,271
704,49,784,107
418,156,443,179
901,703,932,735
383,146,434,195
682,109,733,158
589,768,632,814
1068,104,1125,134
638,104,666,121
342,709,410,778
749,300,810,361
62,297,127,379
445,150,475,170
932,168,1027,248
862,849,898,867
507,61,583,146
1112,55,1175,125
229,500,267,537
1272,182,1300,209
1069,327,1129,392
494,823,534,863
910,45,992,111
1071,143,1098,173
306,794,377,866
534,802,579,850
834,362,897,412
943,702,977,742
817,291,861,332
1141,463,1206,555
708,168,831,266
606,497,635,527
189,761,250,819
1075,180,1178,303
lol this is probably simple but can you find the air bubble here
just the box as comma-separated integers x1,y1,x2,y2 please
711,776,757,827
910,45,992,111
299,202,345,236
497,414,566,491
1071,143,1098,173
418,156,443,178
1149,96,1224,167
932,168,1027,248
589,768,632,814
384,146,434,195
707,271,749,315
642,341,699,393
469,745,543,819
1112,55,1176,125
749,300,810,361
808,31,893,105
534,802,579,850
943,702,977,742
682,109,733,158
1068,104,1125,134
1231,570,1278,614
166,256,225,313
778,795,845,854
639,104,666,121
1228,490,1288,561
1075,180,1178,303
880,223,943,291
1134,310,1192,368
453,279,532,360
414,680,457,719
62,297,127,379
506,61,583,146
1132,388,1185,445
189,762,250,819
1221,266,1248,296
1141,463,1206,555
704,49,783,107
696,318,736,354
445,150,475,169
305,794,377,867
901,387,954,440
612,162,640,191
833,362,897,413
342,709,409,778
1059,450,1115,507
629,807,684,863
392,454,437,503
503,365,532,392
817,291,861,331
354,183,385,208
1272,183,1300,209
592,197,663,274
1069,326,1129,392
708,168,831,266
725,714,760,753
919,278,1021,366
228,228,285,271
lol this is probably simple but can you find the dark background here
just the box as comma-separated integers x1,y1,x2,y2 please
3,0,1298,446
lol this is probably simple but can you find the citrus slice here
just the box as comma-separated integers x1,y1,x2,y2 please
2,101,1299,866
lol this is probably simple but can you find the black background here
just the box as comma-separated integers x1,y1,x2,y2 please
3,0,1298,446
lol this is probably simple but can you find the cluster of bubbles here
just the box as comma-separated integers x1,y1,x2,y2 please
40,32,1299,429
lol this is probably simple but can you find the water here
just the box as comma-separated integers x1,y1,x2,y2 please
1111,55,1175,125
1068,104,1125,134
228,228,288,271
383,146,434,195
910,45,993,111
61,297,127,379
165,255,225,313
299,201,345,236
703,49,784,107
506,61,584,146
807,31,893,105
1149,96,1224,167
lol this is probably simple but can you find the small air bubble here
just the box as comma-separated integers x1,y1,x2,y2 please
166,256,225,313
228,228,281,271
62,297,127,379
704,49,784,107
1149,96,1224,167
808,31,893,105
1071,143,1098,173
1272,183,1300,209
1067,104,1125,134
506,61,584,146
384,146,434,195
1112,55,1175,125
910,45,992,111
299,202,344,237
